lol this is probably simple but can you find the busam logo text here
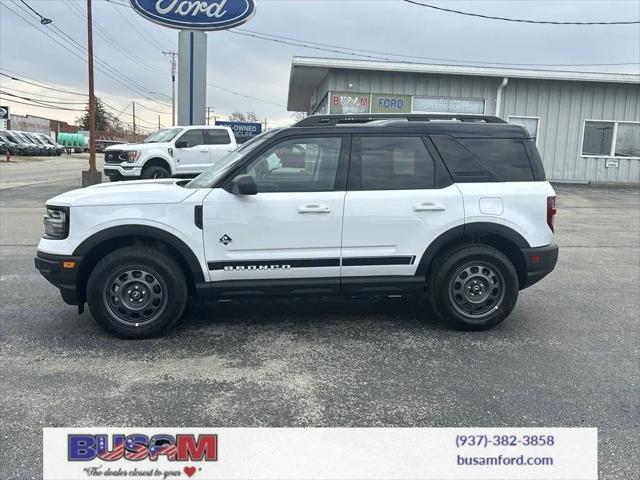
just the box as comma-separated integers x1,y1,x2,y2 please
68,434,217,462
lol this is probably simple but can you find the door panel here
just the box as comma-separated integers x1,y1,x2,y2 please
341,186,464,277
205,129,235,166
202,135,347,282
175,129,209,173
341,135,464,278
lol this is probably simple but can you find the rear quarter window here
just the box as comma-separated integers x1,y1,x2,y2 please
430,135,535,182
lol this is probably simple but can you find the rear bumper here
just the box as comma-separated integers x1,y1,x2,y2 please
520,243,559,289
35,251,84,305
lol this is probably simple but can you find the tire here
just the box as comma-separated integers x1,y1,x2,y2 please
86,246,188,338
107,175,121,182
426,244,519,330
141,165,170,179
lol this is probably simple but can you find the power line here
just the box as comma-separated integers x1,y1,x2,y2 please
0,70,88,96
401,1,640,25
1,70,168,127
4,1,171,106
0,94,86,112
234,28,640,68
17,0,51,24
0,86,88,104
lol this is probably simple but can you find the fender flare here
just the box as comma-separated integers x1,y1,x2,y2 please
415,222,530,276
140,156,175,175
73,225,205,283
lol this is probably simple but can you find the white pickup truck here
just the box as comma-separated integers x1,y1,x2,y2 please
103,125,237,181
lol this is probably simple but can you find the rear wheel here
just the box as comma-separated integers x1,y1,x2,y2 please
142,165,170,179
86,247,187,338
426,244,519,330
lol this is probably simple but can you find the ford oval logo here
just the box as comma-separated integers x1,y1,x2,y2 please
130,0,257,31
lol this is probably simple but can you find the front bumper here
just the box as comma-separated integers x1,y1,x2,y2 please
35,251,84,305
104,164,143,178
520,243,559,289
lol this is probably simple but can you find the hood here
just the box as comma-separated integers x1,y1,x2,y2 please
47,179,197,207
105,142,169,150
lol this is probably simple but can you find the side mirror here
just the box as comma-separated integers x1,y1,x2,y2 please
231,174,258,195
175,140,188,148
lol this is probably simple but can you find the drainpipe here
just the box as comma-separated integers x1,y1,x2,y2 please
495,77,509,119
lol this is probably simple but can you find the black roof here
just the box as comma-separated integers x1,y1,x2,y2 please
284,114,530,139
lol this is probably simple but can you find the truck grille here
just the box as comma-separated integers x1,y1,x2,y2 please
104,150,127,164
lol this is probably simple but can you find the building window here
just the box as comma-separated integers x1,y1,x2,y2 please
582,120,640,158
508,116,540,143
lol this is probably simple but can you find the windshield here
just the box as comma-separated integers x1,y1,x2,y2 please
186,129,280,189
144,128,183,143
14,133,31,143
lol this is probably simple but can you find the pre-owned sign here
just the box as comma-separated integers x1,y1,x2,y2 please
330,92,371,114
371,94,411,114
215,121,262,137
130,0,257,30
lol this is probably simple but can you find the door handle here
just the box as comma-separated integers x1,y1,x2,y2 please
298,204,331,214
200,149,208,153
414,202,446,212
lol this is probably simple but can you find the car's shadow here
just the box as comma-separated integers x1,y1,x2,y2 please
176,296,447,332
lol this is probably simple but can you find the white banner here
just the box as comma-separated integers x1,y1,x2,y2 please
43,427,597,480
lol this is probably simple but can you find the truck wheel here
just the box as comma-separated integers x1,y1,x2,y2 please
142,166,170,179
426,245,519,330
86,247,187,338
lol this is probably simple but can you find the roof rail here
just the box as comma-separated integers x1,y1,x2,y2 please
294,113,507,127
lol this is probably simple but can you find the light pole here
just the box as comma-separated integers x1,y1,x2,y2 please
82,0,101,186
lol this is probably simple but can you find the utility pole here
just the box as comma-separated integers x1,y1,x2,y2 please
206,106,215,125
82,0,101,187
162,51,178,126
158,115,161,130
132,101,136,139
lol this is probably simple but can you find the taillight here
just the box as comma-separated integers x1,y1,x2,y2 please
547,196,557,232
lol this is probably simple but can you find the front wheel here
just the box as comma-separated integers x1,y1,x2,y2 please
86,247,188,338
141,166,170,179
426,245,519,330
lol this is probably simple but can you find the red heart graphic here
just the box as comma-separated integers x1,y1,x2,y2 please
183,466,197,478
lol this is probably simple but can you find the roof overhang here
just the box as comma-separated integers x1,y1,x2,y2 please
288,56,640,111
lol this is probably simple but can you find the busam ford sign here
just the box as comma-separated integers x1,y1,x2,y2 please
130,0,257,30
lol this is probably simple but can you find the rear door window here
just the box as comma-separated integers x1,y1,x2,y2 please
430,135,534,182
348,136,435,190
205,129,231,145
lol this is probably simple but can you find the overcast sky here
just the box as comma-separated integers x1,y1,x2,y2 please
1,0,639,131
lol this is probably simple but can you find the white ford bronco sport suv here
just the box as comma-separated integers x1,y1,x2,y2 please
36,114,558,338
103,125,237,181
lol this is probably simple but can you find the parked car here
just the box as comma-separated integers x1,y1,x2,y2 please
36,113,558,338
23,132,55,156
4,131,35,155
103,126,237,181
96,140,122,153
35,133,64,156
0,132,22,155
13,131,45,155
0,138,6,156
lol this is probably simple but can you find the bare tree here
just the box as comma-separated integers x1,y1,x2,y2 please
228,111,246,122
292,111,308,121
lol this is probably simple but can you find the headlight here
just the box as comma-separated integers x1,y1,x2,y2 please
43,206,69,239
126,150,140,163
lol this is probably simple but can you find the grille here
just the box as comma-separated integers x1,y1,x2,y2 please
104,150,128,164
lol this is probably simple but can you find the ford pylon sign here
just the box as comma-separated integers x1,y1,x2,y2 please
130,0,257,30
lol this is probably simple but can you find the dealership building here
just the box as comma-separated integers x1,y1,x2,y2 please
287,57,640,184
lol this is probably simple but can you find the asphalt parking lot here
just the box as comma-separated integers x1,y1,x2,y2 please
0,156,638,479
